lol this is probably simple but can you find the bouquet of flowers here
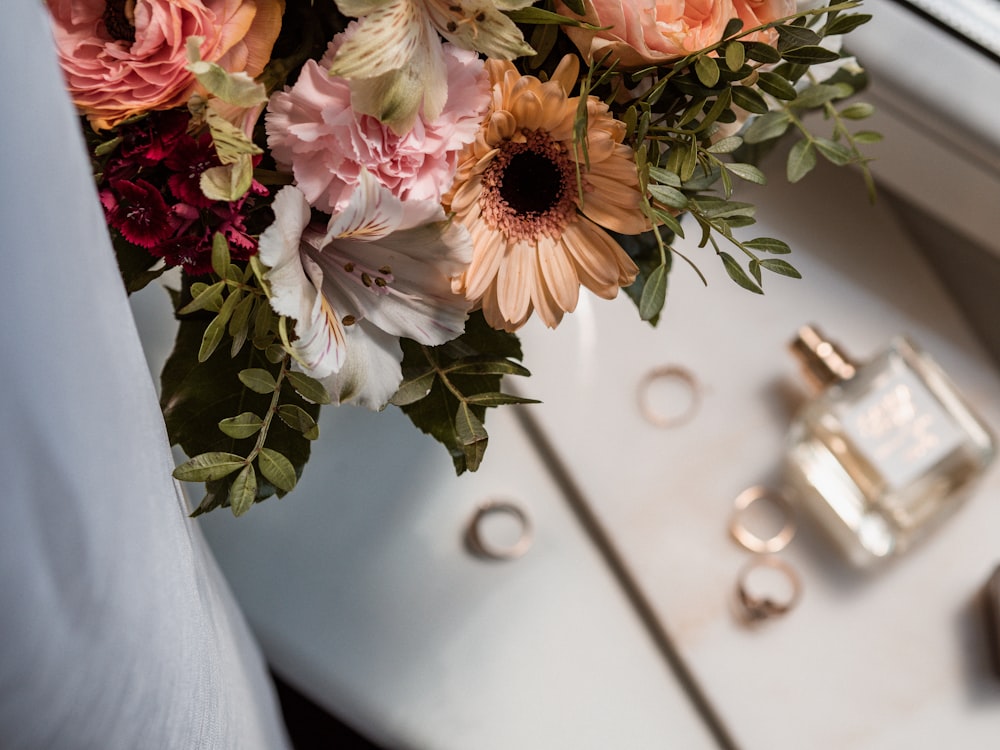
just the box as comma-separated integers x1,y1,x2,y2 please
48,0,877,515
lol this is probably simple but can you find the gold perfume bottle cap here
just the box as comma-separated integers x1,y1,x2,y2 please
790,324,857,389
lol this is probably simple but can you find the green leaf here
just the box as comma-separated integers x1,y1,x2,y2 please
744,41,781,64
219,412,264,439
228,293,255,356
730,85,768,115
178,280,226,315
390,371,437,406
252,296,275,341
199,315,228,362
229,292,255,336
238,368,278,394
695,55,720,88
213,286,242,329
455,402,488,472
94,135,123,157
725,162,766,184
464,392,540,406
681,166,722,192
791,83,847,109
211,233,231,278
186,38,268,107
446,359,531,377
276,404,320,440
639,262,668,322
776,24,822,49
852,130,884,144
814,137,855,165
722,17,744,39
652,208,685,238
525,17,558,69
506,6,588,25
839,102,875,119
756,71,798,100
648,183,689,210
258,448,297,493
744,111,792,144
285,370,332,405
786,139,817,182
825,13,872,36
200,159,255,203
745,237,791,254
647,166,682,187
724,41,745,72
759,258,802,278
692,197,755,220
699,88,733,132
707,136,743,154
720,252,763,294
781,45,841,65
228,464,257,517
174,452,246,482
680,139,698,181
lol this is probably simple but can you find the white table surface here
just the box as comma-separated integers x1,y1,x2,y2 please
510,153,1000,748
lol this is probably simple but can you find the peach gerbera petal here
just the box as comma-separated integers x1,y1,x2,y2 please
537,236,580,313
442,55,646,331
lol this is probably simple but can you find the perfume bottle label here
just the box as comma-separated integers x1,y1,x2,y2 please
840,367,966,490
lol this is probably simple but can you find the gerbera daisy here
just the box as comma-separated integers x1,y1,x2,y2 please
443,54,648,332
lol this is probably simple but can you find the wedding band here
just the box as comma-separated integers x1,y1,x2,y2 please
734,555,802,625
729,485,796,554
465,500,533,561
636,365,701,428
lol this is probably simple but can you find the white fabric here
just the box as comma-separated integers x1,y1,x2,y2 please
0,3,291,748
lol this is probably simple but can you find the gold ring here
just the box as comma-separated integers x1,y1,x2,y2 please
636,366,701,428
728,485,796,554
734,555,802,625
465,500,533,561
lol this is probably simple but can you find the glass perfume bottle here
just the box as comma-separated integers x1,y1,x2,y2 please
784,325,996,567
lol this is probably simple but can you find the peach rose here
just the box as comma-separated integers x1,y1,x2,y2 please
47,0,284,130
558,0,795,68
733,0,796,45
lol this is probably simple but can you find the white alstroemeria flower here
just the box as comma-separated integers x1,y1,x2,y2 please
258,171,473,409
329,0,536,134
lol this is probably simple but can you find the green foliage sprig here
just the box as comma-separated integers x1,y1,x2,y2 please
161,235,328,516
533,0,880,324
392,312,537,475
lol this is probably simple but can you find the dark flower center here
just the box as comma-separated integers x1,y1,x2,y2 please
498,151,565,216
103,0,136,44
480,130,578,241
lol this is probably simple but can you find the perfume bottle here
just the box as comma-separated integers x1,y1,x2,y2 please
784,325,996,567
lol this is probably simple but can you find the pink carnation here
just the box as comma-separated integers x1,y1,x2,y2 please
265,34,490,215
46,0,283,131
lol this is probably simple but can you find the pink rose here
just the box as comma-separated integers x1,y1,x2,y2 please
265,31,490,217
558,0,795,68
46,0,284,131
